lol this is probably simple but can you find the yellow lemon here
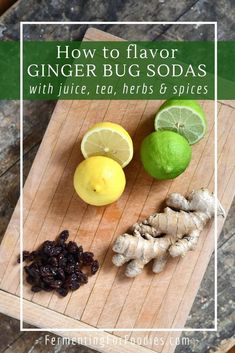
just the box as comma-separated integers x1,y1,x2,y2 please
73,156,126,206
81,122,133,168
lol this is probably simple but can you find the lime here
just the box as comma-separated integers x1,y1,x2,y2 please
140,131,192,180
73,156,126,206
81,122,133,168
154,100,207,145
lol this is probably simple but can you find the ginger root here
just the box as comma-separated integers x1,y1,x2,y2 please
112,188,225,277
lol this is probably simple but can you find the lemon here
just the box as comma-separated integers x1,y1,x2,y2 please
73,156,126,206
140,131,192,180
81,122,133,168
154,100,207,145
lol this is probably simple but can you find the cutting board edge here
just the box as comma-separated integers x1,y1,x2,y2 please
0,289,159,353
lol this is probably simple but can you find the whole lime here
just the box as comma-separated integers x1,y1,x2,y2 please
140,131,192,180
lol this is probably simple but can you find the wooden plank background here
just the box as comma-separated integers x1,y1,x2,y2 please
0,28,235,353
0,0,16,15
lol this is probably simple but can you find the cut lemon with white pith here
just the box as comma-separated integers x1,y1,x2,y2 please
154,100,207,145
81,122,134,168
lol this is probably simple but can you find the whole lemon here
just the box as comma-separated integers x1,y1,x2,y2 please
140,131,192,180
73,156,126,206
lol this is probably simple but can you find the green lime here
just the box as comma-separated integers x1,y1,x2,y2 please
140,131,192,180
154,100,207,145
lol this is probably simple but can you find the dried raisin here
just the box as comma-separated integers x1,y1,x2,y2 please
18,230,99,297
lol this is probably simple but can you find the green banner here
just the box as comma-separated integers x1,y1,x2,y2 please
0,41,234,100
0,42,20,99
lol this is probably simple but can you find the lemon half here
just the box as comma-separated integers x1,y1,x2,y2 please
81,122,133,168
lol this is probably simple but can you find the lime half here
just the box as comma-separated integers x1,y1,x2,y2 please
154,100,207,145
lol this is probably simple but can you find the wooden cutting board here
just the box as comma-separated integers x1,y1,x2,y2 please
0,28,235,353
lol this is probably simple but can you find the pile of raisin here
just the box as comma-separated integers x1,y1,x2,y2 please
18,230,99,297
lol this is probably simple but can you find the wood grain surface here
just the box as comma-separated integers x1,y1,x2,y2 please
0,28,235,353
